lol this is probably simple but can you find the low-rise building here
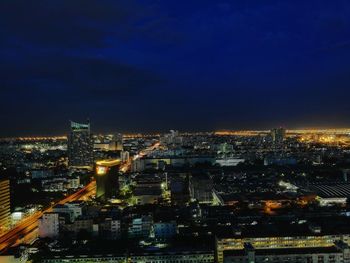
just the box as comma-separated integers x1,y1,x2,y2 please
129,250,214,263
224,242,350,263
38,213,60,239
61,217,93,237
128,215,153,239
99,218,121,240
53,202,85,223
216,222,350,263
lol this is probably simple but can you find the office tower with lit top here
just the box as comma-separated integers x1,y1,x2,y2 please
68,120,94,169
95,159,121,201
0,178,10,233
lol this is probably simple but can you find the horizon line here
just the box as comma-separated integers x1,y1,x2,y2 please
2,127,350,140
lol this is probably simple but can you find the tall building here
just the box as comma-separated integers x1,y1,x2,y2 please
0,178,10,233
68,120,93,169
270,127,286,144
95,159,121,200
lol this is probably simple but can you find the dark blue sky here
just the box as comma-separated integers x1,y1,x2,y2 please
1,0,350,136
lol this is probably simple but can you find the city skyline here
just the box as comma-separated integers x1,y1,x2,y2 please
3,1,350,262
5,121,350,138
1,1,350,136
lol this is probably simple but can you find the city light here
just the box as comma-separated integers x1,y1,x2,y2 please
96,166,108,176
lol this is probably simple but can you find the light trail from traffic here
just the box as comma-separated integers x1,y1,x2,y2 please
0,181,96,254
119,142,160,173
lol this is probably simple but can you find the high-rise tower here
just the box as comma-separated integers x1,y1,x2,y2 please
68,120,93,169
270,127,286,144
95,159,121,201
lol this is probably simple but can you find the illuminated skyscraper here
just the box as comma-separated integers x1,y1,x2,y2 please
95,159,121,200
68,120,93,169
0,178,10,233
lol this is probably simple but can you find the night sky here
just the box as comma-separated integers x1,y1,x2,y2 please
1,1,350,136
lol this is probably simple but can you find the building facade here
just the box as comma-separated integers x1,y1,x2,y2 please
0,178,10,233
38,213,60,239
128,215,153,238
216,232,350,263
224,242,350,263
41,250,214,263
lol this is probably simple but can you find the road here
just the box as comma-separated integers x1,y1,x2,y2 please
119,142,160,172
0,181,96,254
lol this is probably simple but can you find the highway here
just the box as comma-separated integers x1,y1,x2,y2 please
0,181,96,254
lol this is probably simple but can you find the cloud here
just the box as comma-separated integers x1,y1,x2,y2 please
0,0,136,48
0,55,164,100
0,0,168,101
